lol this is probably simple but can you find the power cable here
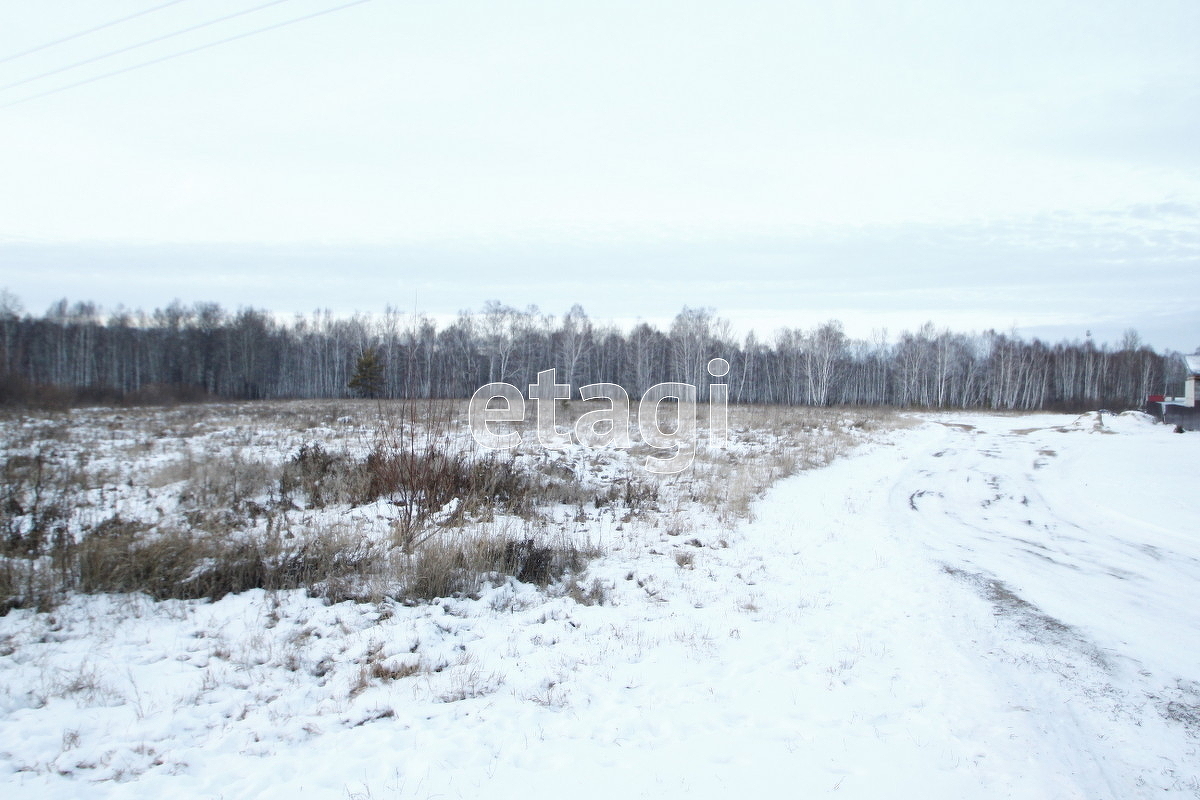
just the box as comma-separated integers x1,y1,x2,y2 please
0,0,193,65
0,0,372,110
1,0,296,93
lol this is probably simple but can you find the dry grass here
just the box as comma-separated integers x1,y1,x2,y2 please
0,400,903,613
1,517,596,611
674,404,905,525
404,526,597,602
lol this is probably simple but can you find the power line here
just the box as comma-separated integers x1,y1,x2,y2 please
0,0,193,65
1,0,297,94
0,0,371,110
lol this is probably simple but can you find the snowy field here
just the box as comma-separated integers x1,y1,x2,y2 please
1,404,1197,798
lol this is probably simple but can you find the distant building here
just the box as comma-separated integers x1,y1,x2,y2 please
1146,353,1200,430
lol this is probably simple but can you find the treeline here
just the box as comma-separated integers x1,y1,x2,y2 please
0,292,1187,410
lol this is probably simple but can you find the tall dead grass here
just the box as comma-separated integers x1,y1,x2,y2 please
685,405,906,524
0,401,610,611
0,400,904,613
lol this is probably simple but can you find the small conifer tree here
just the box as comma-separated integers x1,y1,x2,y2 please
349,347,385,398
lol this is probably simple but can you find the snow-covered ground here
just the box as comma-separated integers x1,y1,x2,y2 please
1,409,1197,798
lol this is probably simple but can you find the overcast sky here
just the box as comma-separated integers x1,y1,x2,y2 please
0,0,1197,349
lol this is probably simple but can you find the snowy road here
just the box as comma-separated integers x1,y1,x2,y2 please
596,410,1200,799
751,409,1200,799
4,412,1198,798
